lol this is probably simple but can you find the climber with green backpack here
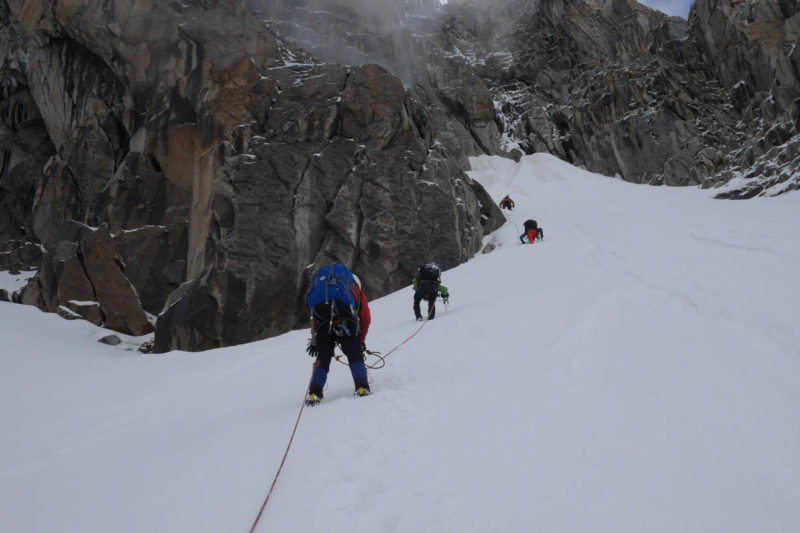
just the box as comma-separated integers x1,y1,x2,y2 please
412,262,449,321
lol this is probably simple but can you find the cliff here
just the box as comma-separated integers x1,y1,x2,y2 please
1,0,797,350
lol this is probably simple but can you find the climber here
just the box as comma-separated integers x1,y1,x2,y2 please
305,263,372,406
519,219,543,243
412,262,449,321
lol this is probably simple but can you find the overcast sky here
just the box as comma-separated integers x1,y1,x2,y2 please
638,0,693,18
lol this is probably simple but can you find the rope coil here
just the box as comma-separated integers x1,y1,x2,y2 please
335,301,435,369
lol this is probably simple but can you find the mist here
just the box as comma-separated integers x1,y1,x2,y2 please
249,0,452,84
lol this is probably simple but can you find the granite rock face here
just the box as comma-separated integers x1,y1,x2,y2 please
154,58,500,351
257,0,800,194
435,0,799,194
1,0,502,350
255,0,506,167
690,0,800,197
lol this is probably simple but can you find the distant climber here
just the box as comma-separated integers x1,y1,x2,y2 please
520,219,543,244
412,262,449,321
304,263,372,406
499,194,515,210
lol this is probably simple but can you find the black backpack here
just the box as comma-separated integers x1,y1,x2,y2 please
417,262,441,287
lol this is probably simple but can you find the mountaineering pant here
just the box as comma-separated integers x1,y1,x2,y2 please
413,287,438,320
309,325,368,396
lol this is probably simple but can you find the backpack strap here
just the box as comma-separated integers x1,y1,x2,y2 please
324,264,334,305
352,281,362,338
325,264,337,333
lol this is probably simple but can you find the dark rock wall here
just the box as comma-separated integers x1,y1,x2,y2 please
154,58,501,351
690,0,800,197
441,0,800,194
258,0,800,194
1,0,503,350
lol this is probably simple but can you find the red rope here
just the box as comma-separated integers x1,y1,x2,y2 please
336,305,434,368
248,368,313,533
375,314,430,360
375,301,437,359
249,308,436,530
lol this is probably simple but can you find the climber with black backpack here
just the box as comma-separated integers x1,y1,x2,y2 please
412,261,449,321
520,219,544,243
305,263,372,406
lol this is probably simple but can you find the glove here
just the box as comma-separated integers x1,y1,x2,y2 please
306,337,318,357
441,292,449,304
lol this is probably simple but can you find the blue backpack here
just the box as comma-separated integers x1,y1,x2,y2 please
306,264,358,322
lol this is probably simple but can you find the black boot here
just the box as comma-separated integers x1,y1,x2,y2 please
354,379,370,397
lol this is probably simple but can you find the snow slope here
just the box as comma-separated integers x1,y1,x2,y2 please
1,154,799,533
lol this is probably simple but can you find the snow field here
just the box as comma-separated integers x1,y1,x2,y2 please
1,153,799,533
